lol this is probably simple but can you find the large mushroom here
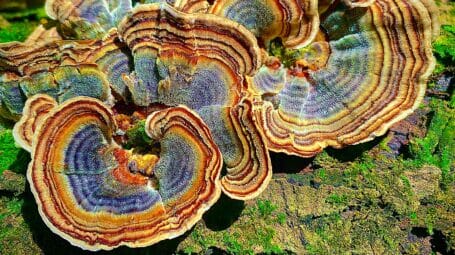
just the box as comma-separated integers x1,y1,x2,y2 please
249,0,438,157
118,3,272,200
22,95,222,250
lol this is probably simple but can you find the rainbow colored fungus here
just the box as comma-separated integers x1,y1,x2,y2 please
13,94,57,152
23,95,222,250
75,30,133,101
0,35,113,120
45,0,132,39
117,3,261,106
250,0,438,157
199,98,272,199
23,25,63,44
118,3,272,199
173,0,210,13
0,0,440,250
209,0,320,49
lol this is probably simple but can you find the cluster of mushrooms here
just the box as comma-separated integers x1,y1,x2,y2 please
0,0,438,251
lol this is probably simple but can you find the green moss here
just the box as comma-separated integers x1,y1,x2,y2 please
0,6,47,43
124,120,154,150
409,98,454,189
0,20,38,43
0,198,23,221
255,228,284,254
188,228,217,251
180,199,287,254
433,25,455,62
267,38,317,68
287,172,312,186
304,209,416,254
0,130,29,175
223,232,252,255
256,199,277,218
432,61,447,75
0,7,46,20
0,170,26,195
276,212,287,225
0,197,41,255
325,194,348,205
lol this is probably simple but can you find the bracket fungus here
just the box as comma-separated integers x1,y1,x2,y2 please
75,30,133,101
0,34,113,120
117,3,261,106
13,94,57,152
23,95,221,250
208,0,320,49
23,25,63,44
0,0,440,250
249,0,438,157
118,3,272,199
46,0,132,39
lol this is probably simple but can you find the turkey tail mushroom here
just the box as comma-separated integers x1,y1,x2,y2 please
251,0,438,157
25,96,222,250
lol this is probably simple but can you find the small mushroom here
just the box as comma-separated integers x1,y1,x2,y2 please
13,94,57,152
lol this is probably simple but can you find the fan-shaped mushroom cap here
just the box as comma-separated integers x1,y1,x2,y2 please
208,0,319,49
118,3,261,106
25,95,222,250
0,64,111,118
418,0,440,39
251,0,437,157
118,3,271,200
0,73,27,120
79,30,133,101
155,55,272,199
13,94,57,152
45,0,132,39
0,38,113,120
198,98,272,200
0,40,61,75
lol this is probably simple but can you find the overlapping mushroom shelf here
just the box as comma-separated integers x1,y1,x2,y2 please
1,0,438,251
250,0,437,157
24,95,222,250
